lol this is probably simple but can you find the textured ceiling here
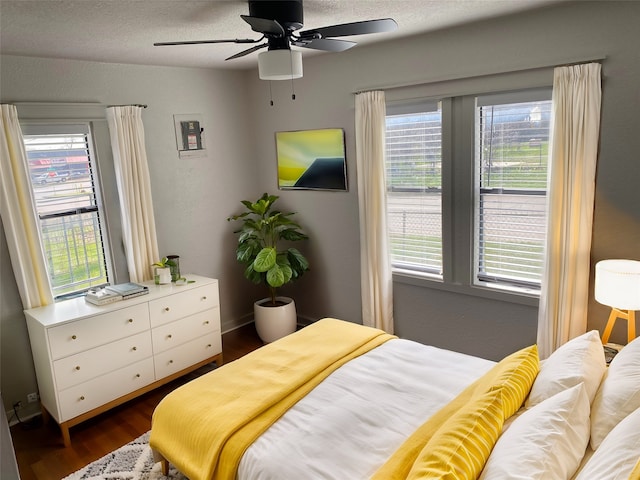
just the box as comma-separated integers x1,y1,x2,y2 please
0,0,562,70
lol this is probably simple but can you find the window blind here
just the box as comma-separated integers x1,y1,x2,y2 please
385,106,443,274
476,96,552,288
22,124,110,297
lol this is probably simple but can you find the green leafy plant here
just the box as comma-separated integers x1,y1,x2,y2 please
228,193,309,306
151,256,177,269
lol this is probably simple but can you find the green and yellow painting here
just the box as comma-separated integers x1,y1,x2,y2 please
276,128,347,190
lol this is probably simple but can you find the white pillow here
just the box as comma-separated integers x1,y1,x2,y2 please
527,330,605,408
575,406,640,479
479,383,591,480
590,334,640,449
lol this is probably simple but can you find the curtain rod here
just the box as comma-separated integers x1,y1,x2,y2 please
353,54,607,94
107,104,148,108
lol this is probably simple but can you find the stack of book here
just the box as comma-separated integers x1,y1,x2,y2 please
105,282,149,299
85,282,149,306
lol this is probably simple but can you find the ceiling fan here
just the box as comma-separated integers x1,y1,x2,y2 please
154,0,397,80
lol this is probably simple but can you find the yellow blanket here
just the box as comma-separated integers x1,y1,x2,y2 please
149,318,395,480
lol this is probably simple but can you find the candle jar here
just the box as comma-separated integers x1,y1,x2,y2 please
167,255,180,282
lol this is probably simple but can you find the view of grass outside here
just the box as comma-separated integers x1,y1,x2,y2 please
481,241,544,282
41,213,108,296
388,232,442,273
388,233,543,281
386,197,442,272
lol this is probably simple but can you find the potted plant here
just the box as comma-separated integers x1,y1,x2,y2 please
151,257,176,284
228,193,309,342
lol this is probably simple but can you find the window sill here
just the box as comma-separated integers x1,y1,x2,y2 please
392,271,540,308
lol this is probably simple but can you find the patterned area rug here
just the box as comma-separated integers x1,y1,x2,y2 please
63,431,187,480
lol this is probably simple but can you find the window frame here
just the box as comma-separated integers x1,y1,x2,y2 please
21,121,115,300
385,98,444,278
473,88,553,292
14,102,127,301
385,82,552,306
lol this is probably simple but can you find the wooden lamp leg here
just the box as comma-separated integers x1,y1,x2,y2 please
601,308,620,344
602,308,637,344
628,310,636,344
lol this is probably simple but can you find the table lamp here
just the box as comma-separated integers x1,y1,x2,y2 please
595,259,640,344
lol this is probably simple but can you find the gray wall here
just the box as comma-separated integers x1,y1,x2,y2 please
2,1,640,414
244,0,640,359
0,58,260,414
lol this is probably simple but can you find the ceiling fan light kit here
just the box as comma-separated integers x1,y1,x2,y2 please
259,50,303,80
154,0,397,82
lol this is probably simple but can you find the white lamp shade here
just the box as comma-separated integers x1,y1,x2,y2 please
595,259,640,310
258,50,303,80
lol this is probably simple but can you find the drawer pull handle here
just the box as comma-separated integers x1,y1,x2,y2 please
132,346,137,351
128,319,134,323
201,296,207,301
71,335,77,340
79,396,85,401
167,334,172,339
169,360,173,364
204,320,209,325
164,307,170,312
75,366,81,371
136,373,141,378
207,344,212,348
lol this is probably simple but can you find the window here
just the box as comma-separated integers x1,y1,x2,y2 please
475,92,552,289
385,101,442,275
22,123,112,298
385,88,552,295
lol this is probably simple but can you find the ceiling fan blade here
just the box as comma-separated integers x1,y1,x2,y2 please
298,18,397,39
225,43,268,60
292,38,356,52
154,38,262,46
241,15,285,36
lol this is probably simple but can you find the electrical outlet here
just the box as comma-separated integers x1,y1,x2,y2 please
27,392,39,403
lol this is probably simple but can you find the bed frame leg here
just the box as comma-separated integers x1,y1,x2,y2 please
152,448,170,476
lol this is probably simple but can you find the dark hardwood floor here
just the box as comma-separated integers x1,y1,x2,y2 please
10,322,264,480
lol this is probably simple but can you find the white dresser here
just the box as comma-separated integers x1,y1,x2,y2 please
24,275,222,446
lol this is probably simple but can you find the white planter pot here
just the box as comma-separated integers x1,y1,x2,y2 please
154,267,171,284
254,296,297,343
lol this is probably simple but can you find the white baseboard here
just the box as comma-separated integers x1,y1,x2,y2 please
220,313,254,334
221,313,319,335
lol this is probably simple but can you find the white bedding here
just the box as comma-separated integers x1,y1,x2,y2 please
238,338,495,480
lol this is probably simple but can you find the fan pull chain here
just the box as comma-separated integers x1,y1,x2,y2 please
290,49,296,100
269,81,274,106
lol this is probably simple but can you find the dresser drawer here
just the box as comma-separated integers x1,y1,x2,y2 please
149,284,219,328
58,358,155,421
154,332,221,379
48,303,150,360
151,308,220,354
53,331,152,390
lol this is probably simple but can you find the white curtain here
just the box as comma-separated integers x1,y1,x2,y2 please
537,63,602,359
106,106,159,283
355,91,394,334
0,104,54,309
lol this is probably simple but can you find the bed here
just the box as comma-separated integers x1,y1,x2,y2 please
149,318,640,480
